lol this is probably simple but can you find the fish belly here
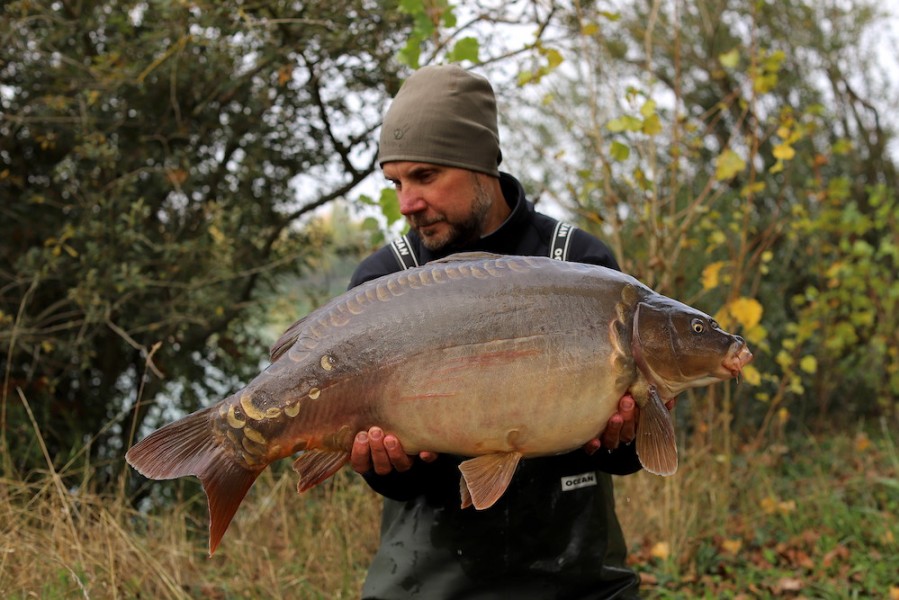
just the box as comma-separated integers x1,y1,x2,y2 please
374,333,626,457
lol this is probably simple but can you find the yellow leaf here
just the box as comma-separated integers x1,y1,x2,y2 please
773,142,796,161
799,355,817,374
741,181,766,197
719,48,740,68
701,261,727,290
778,499,796,514
208,225,226,244
777,407,790,426
761,496,779,514
721,538,742,554
641,114,662,136
650,541,670,560
708,230,727,248
744,323,768,345
715,149,746,181
727,297,763,330
742,364,761,386
854,433,871,452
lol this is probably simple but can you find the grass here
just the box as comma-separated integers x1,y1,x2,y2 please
618,418,899,598
1,419,897,599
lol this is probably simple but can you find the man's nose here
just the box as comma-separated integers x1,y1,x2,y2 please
398,187,427,216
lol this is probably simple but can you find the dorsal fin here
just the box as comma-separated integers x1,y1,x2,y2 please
430,251,504,264
270,316,309,362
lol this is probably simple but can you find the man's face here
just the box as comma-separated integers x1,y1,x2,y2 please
382,162,495,252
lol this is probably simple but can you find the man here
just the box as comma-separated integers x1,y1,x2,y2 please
349,65,643,599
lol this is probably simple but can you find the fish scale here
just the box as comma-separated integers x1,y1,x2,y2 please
126,252,752,555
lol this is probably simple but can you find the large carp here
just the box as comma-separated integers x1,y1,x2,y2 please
126,252,752,554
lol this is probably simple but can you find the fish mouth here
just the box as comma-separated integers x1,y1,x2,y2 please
722,342,753,379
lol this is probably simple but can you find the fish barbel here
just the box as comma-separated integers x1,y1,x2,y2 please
126,252,752,554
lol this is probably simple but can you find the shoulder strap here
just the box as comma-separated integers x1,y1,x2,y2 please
390,234,419,270
550,221,577,261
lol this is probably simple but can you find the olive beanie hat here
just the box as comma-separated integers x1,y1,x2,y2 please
378,65,502,177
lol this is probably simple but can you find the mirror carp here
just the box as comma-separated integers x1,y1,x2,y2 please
126,252,753,554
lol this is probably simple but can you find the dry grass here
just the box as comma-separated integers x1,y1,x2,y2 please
2,416,896,598
0,468,381,599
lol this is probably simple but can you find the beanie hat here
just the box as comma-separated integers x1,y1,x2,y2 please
378,65,502,177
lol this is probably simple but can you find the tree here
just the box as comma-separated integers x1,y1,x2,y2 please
0,0,410,482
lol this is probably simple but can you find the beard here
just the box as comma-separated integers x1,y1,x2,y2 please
412,175,494,252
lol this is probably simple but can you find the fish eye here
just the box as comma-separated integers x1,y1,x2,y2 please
691,318,705,333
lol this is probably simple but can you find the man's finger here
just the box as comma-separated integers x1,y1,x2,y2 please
601,414,623,449
350,431,373,474
384,434,413,472
618,396,636,443
368,427,393,475
583,437,602,455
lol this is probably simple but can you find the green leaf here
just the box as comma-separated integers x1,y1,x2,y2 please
517,70,535,87
639,99,657,118
641,113,662,135
398,0,420,14
610,141,630,161
440,5,457,28
543,47,564,69
607,115,642,133
799,355,818,375
397,37,422,68
448,37,479,64
378,188,402,226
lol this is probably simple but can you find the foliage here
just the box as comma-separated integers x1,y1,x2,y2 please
493,0,898,427
0,0,409,482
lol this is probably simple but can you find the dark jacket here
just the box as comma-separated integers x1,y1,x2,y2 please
350,173,642,599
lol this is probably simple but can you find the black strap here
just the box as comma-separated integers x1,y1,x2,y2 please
390,221,577,270
550,221,576,261
390,235,419,270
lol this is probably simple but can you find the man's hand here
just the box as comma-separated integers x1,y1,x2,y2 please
583,394,677,455
350,426,438,475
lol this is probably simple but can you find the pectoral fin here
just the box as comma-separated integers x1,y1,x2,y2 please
460,478,473,509
458,452,522,510
635,386,678,476
293,449,350,492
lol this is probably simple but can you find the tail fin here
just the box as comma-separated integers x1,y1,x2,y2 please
126,406,263,556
